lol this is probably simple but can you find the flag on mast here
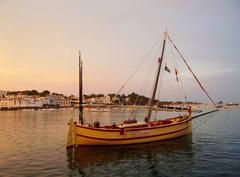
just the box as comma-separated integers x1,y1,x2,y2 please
175,68,179,82
164,63,171,73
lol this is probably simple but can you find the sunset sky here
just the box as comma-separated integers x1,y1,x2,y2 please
0,0,240,103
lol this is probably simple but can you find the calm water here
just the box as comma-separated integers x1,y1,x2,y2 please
0,108,240,177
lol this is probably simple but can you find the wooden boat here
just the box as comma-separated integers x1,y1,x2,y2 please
66,30,216,147
67,114,192,146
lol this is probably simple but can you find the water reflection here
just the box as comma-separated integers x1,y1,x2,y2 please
66,134,193,174
1,109,239,176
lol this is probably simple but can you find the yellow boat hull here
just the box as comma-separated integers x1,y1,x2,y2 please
67,116,192,147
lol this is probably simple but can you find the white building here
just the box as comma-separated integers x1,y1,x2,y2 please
0,91,7,98
0,96,44,109
55,98,71,107
84,95,112,104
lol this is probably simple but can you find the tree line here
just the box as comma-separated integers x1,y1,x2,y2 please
7,90,55,97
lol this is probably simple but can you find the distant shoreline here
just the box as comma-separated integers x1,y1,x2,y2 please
1,104,239,112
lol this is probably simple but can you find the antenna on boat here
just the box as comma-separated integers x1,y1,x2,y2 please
146,29,168,122
79,50,84,125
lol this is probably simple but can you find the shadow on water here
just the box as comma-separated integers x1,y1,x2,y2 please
66,134,194,176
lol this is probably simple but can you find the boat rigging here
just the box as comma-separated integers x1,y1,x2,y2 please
67,29,217,147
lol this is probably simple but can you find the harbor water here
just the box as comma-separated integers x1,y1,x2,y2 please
0,108,240,177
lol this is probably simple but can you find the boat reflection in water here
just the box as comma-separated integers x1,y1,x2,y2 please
66,134,193,174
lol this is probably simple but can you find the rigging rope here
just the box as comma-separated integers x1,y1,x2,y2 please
130,51,159,119
116,35,163,94
169,40,188,103
146,57,162,117
156,54,164,106
114,34,163,120
168,36,217,108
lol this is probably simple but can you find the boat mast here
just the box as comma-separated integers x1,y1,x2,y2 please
79,51,84,125
146,30,168,122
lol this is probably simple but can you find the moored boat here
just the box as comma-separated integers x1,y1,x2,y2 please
66,30,216,147
67,112,191,146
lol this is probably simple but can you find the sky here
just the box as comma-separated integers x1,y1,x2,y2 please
0,0,240,103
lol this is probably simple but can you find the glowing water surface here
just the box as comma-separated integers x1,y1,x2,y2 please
0,108,240,176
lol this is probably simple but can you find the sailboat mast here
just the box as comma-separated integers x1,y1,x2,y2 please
79,51,84,125
146,30,168,122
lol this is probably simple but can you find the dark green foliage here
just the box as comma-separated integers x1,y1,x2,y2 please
40,90,50,97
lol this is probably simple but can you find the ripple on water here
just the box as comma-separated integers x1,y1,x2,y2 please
1,109,240,177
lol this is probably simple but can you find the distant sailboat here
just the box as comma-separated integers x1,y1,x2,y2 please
66,30,216,147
